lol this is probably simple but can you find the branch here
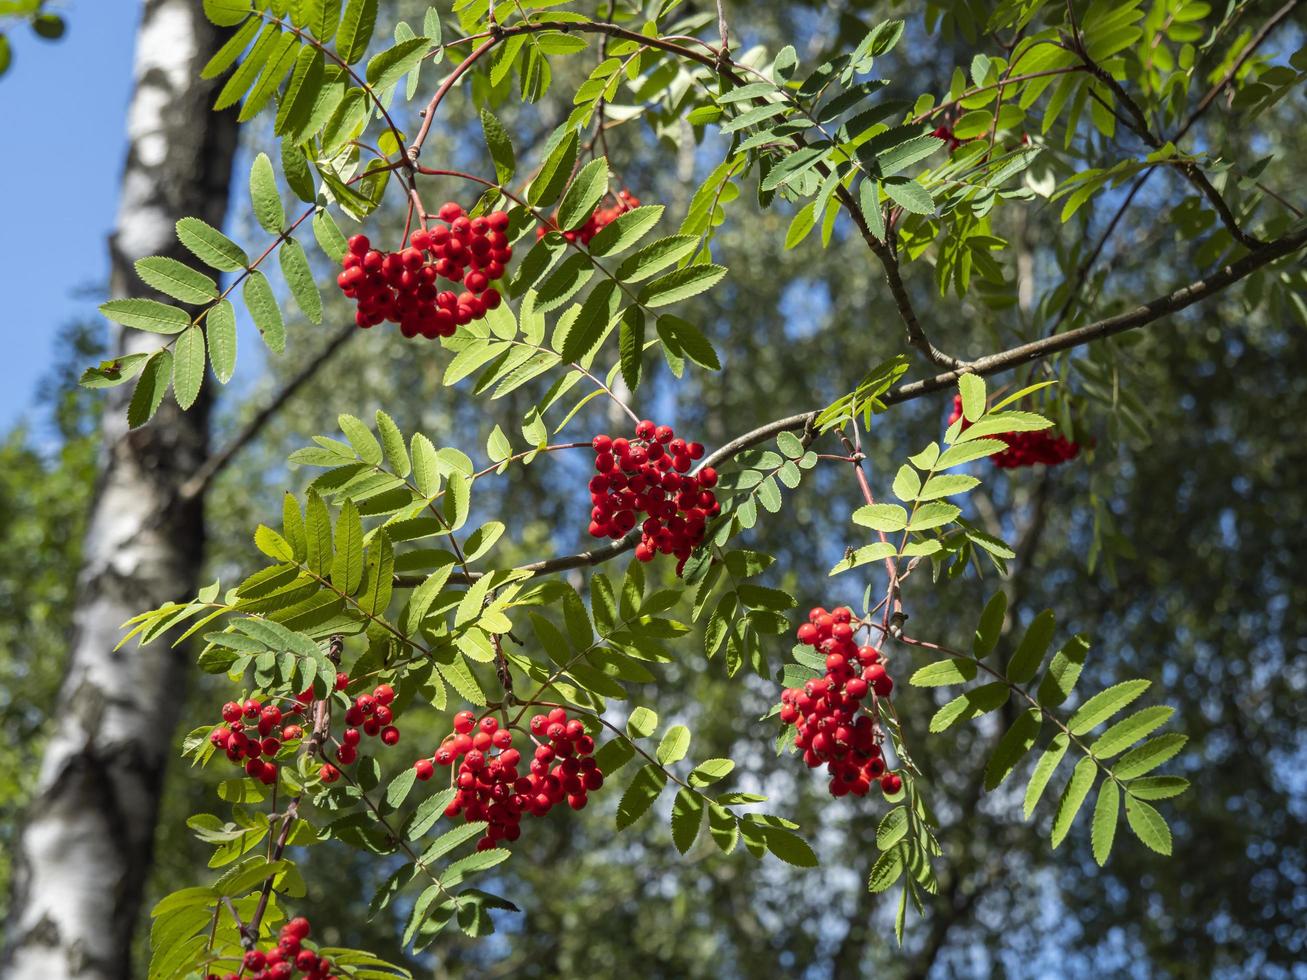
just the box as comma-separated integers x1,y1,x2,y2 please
1175,0,1302,141
181,321,357,501
394,226,1303,587
1073,50,1264,248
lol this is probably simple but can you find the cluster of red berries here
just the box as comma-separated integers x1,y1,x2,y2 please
778,606,902,799
319,675,400,784
335,202,511,339
536,188,640,245
948,395,1081,469
588,420,719,576
414,707,604,851
203,916,336,980
209,693,309,785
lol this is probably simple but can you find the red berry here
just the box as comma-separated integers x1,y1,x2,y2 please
380,725,400,746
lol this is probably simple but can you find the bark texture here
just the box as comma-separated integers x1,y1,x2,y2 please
2,2,238,976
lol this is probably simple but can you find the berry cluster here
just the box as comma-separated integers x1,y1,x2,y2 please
208,693,310,785
588,420,719,576
204,916,336,980
319,675,400,784
335,202,511,339
414,707,604,851
536,188,640,245
948,395,1081,469
778,606,902,799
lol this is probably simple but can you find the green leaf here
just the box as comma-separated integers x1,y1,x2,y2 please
914,473,980,501
909,659,976,687
616,764,666,830
688,758,735,787
655,315,720,371
936,438,1010,468
527,130,579,208
279,239,323,323
958,373,986,421
708,803,738,854
411,433,439,496
243,271,285,353
557,280,618,362
1036,634,1090,707
588,205,663,257
1024,732,1069,818
626,706,657,738
331,499,364,594
877,134,944,176
313,209,348,262
616,235,699,282
640,265,727,308
1050,756,1096,848
203,0,251,27
172,326,206,410
928,682,1008,733
206,300,237,383
1124,796,1172,855
176,217,247,271
618,306,644,391
1126,775,1189,800
1006,610,1056,684
876,807,908,850
762,826,818,867
851,503,908,532
249,152,285,234
1091,705,1174,758
671,788,704,854
973,591,1007,656
556,157,610,231
656,725,690,765
867,846,904,892
128,350,173,428
376,410,410,478
1091,779,1119,866
983,708,1041,790
80,353,150,390
1068,679,1151,735
479,108,516,185
1114,733,1187,779
366,35,429,90
339,412,382,464
906,501,960,531
100,299,190,335
883,180,934,214
336,0,376,64
134,257,219,305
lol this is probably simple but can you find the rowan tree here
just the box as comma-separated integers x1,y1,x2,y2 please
74,0,1307,975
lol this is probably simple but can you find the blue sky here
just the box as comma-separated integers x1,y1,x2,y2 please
0,2,138,430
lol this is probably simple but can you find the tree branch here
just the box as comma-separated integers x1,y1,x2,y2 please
393,225,1306,587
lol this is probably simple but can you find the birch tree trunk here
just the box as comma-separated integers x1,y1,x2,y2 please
2,2,238,976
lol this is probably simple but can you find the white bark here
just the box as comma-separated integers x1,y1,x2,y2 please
2,2,238,976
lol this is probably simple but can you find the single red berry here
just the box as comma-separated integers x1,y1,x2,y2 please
454,710,476,734
415,758,435,780
380,725,400,746
335,671,349,691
